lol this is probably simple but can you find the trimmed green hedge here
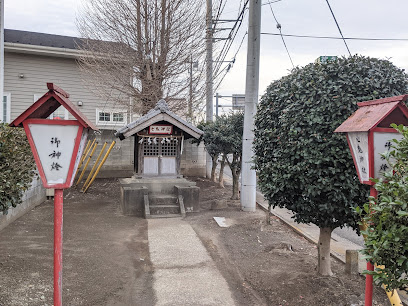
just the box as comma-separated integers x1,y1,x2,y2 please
0,123,36,215
254,55,408,231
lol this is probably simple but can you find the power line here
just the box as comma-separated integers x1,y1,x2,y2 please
214,31,247,90
324,0,352,56
213,0,249,77
261,32,408,41
268,2,295,68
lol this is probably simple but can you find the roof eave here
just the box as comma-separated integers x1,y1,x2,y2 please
4,42,85,59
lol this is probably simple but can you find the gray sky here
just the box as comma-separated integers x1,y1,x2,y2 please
5,0,408,106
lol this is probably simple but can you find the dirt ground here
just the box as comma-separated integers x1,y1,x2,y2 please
0,179,155,306
0,177,390,305
188,177,389,306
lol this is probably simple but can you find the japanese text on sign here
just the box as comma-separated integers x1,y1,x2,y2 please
50,137,62,171
373,132,403,179
348,132,369,182
149,125,173,134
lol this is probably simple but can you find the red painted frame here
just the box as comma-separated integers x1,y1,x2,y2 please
22,118,84,189
149,124,173,135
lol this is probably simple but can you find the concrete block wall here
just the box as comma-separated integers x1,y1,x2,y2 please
180,139,206,177
0,175,46,232
84,129,134,178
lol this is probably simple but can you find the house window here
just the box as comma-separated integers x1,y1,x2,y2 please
113,113,124,122
99,112,111,122
1,93,11,123
96,110,126,125
34,94,69,120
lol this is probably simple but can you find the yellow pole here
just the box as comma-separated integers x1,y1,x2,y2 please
83,141,115,193
76,141,98,186
81,142,107,192
73,139,95,181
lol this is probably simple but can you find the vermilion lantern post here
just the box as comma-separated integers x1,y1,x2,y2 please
335,94,408,306
10,83,96,306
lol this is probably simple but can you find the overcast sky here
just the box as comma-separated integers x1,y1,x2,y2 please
5,0,408,109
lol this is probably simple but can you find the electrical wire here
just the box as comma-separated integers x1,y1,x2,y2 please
324,0,352,56
213,0,249,77
260,32,408,41
268,3,295,68
214,31,247,90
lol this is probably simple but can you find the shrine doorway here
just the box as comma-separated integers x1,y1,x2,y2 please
138,135,181,176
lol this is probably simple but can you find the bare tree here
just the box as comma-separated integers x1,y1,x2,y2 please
77,0,206,116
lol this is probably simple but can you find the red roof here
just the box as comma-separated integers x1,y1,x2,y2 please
335,95,408,133
10,83,97,130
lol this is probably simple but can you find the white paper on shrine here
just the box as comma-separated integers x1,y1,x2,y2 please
348,132,369,182
28,124,79,185
373,132,403,179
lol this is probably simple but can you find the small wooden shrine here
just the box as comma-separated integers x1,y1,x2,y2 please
115,100,203,177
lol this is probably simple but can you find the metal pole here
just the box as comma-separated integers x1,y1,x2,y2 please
54,188,63,306
240,0,261,212
206,0,213,178
215,93,219,117
364,186,377,306
189,55,193,121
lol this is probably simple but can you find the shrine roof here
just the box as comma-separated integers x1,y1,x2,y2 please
335,95,408,133
115,100,203,139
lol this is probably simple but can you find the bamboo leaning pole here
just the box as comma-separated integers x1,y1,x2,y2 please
81,142,107,192
76,141,98,186
73,139,94,182
83,141,115,193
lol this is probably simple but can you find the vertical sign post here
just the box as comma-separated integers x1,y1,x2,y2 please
10,83,96,305
335,95,408,306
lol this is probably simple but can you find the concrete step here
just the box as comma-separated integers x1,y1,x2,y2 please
149,213,182,219
120,177,197,194
149,195,177,206
149,204,180,215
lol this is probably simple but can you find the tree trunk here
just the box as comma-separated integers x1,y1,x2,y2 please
317,227,333,276
211,155,218,182
231,174,239,200
218,155,226,188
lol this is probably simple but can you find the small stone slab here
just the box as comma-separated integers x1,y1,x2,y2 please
213,217,230,228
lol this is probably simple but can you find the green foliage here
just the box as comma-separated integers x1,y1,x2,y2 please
358,124,408,292
254,55,408,230
0,123,36,215
198,113,244,198
195,121,223,160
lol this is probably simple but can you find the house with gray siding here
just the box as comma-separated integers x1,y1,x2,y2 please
2,29,205,178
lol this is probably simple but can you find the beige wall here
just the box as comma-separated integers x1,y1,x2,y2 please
4,51,128,125
4,51,134,177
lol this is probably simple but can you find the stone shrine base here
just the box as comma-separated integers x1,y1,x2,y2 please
119,177,200,218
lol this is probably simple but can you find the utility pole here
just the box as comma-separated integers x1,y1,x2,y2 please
206,0,213,178
241,0,261,212
215,92,219,117
189,55,193,121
